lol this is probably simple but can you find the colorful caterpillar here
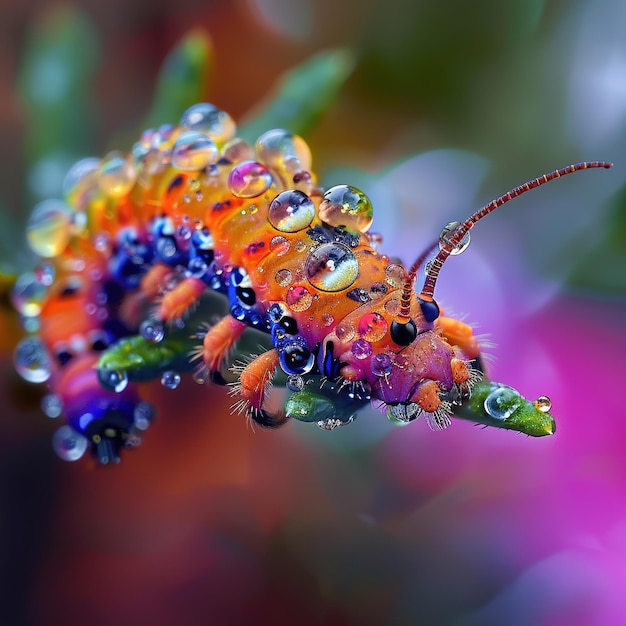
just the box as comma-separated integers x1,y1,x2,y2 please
11,102,612,463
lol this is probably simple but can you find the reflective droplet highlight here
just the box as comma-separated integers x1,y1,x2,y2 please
275,268,293,287
358,312,388,342
140,318,165,343
11,272,48,317
14,336,51,383
41,393,63,418
52,425,88,461
351,338,372,359
268,189,315,232
483,386,521,420
255,129,312,174
171,131,218,171
180,103,236,144
439,221,471,255
269,235,291,257
26,199,73,257
286,286,313,312
318,185,373,233
305,243,358,292
535,395,552,413
385,264,406,287
228,161,272,198
98,154,137,197
98,369,129,393
161,371,181,389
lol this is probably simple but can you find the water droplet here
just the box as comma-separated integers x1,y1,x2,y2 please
286,285,313,312
535,395,552,413
180,103,236,144
26,199,72,257
171,131,218,171
140,318,165,343
305,243,358,292
287,375,305,391
161,371,181,389
383,298,401,317
228,161,272,198
268,189,315,232
335,322,355,342
351,338,372,359
294,240,307,253
385,264,406,287
11,272,48,317
98,369,129,393
41,393,63,418
35,263,56,286
318,184,373,233
371,353,393,377
439,221,471,255
14,337,51,383
321,312,334,327
386,403,421,425
483,386,521,420
269,235,291,257
52,425,88,461
221,137,253,163
275,268,293,287
358,312,388,342
99,154,137,197
134,402,155,430
63,157,100,199
255,129,312,174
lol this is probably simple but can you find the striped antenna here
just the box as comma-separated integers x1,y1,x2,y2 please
417,161,613,303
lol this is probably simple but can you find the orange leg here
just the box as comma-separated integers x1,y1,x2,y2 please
230,349,287,428
156,276,206,321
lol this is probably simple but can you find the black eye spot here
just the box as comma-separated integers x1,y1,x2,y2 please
390,319,417,346
236,286,256,306
56,350,74,365
280,344,314,375
279,316,298,335
92,338,108,351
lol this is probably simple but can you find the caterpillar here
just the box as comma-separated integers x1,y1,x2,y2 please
11,102,612,464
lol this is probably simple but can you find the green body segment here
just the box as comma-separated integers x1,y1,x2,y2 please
452,380,555,436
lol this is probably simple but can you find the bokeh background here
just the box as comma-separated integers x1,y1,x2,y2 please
2,1,626,624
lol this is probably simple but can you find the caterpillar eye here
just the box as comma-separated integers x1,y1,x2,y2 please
279,343,315,376
390,319,417,346
55,345,74,365
278,316,298,335
235,286,256,306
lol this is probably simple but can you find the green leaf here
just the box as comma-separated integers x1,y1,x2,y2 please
240,49,355,140
145,30,213,129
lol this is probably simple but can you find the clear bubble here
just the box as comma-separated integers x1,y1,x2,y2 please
286,375,305,391
268,189,315,232
228,161,273,198
387,403,421,425
98,369,129,393
439,221,471,255
14,336,51,383
357,312,388,342
98,154,137,197
221,137,253,163
351,338,373,359
26,199,73,257
134,402,155,430
171,131,218,171
335,322,356,342
41,393,63,418
305,243,359,292
255,129,312,174
483,386,521,420
52,425,88,461
318,185,373,233
371,353,393,377
140,318,165,343
321,312,335,326
385,264,406,287
269,235,291,257
35,262,56,286
535,395,552,413
275,268,293,287
161,371,181,389
383,298,401,317
180,103,236,144
62,157,100,199
11,272,48,317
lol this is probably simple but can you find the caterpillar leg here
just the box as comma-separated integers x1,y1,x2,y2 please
156,276,206,322
193,315,248,384
230,349,287,428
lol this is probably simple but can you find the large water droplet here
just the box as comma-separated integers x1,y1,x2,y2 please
134,402,155,430
255,129,312,174
14,336,51,383
439,221,471,255
41,393,63,418
483,385,521,420
161,371,181,389
52,425,88,461
305,243,358,292
99,154,137,197
171,131,218,171
180,103,236,144
11,272,48,317
26,199,73,257
268,189,315,232
140,318,165,343
98,369,129,393
357,312,388,342
318,185,373,233
228,161,273,198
